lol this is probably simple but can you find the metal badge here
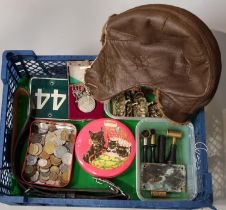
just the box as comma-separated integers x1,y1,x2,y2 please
78,95,96,113
72,84,96,113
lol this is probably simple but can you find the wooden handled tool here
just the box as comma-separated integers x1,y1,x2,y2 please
166,130,182,164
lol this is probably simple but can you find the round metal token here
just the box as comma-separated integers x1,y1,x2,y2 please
43,142,55,154
40,172,50,181
41,159,51,169
61,171,70,184
50,166,60,174
35,143,43,156
30,133,43,144
50,155,62,166
62,153,72,165
77,95,95,113
60,129,70,141
38,123,49,134
54,146,68,158
30,171,39,182
26,155,37,166
75,118,136,178
39,151,50,160
28,143,39,156
40,168,50,173
54,130,66,145
45,132,57,144
59,164,69,173
49,172,58,181
24,165,36,178
38,159,48,167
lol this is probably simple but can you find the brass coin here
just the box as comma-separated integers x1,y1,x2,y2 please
24,165,36,177
50,166,60,174
39,151,50,160
61,171,70,184
43,142,55,154
60,129,70,141
35,143,43,156
28,143,39,156
50,155,62,166
49,172,58,181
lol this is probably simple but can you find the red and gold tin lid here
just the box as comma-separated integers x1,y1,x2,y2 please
75,118,136,178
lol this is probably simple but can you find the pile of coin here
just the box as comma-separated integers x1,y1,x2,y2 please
23,121,76,187
111,88,162,118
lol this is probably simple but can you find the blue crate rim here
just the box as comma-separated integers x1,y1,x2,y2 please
0,50,214,209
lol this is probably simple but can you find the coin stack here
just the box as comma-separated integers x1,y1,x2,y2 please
23,121,76,187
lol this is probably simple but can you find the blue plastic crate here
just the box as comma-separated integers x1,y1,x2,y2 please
0,50,215,209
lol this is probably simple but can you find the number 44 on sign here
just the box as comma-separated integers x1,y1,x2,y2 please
35,89,66,110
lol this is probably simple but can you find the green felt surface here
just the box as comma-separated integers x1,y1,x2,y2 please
9,77,192,201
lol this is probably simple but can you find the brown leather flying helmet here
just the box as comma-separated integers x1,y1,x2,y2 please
85,4,221,123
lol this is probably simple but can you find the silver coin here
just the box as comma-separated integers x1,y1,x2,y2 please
45,131,57,144
30,171,39,182
54,137,65,146
78,95,95,113
38,159,48,167
54,130,66,145
59,163,69,173
38,123,49,134
40,168,50,173
62,153,72,165
40,171,50,177
26,155,37,166
54,146,68,158
40,174,49,181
